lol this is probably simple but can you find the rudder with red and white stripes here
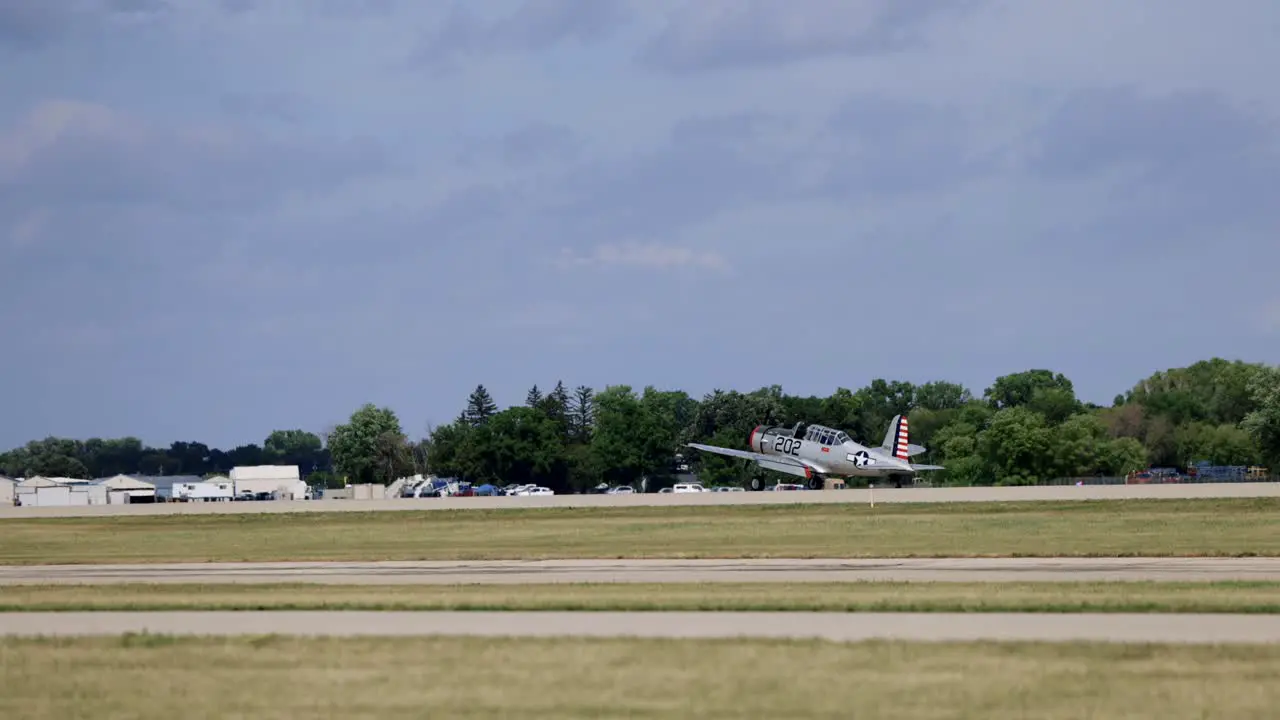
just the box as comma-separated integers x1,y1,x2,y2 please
880,414,910,460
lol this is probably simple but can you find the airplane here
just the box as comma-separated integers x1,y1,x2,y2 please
685,414,943,491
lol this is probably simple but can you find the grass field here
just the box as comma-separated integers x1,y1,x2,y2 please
2,498,1277,564
3,580,1280,613
1,635,1276,718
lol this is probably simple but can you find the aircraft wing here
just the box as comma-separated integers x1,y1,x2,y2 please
685,443,823,479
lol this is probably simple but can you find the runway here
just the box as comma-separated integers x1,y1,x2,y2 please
3,481,1278,518
5,557,1279,585
1,610,1277,643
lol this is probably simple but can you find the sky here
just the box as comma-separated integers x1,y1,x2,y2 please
2,0,1278,450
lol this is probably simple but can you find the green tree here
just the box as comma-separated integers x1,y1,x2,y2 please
263,429,324,471
978,407,1052,485
915,381,972,410
1129,358,1267,426
1100,437,1148,475
462,385,498,426
1048,413,1107,477
590,385,650,485
484,406,567,488
984,370,1075,411
569,385,595,443
1242,365,1280,466
536,380,572,440
526,385,543,407
327,404,413,485
1175,422,1261,466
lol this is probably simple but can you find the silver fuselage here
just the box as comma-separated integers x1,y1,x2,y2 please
749,423,913,478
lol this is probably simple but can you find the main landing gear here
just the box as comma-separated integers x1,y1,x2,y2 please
806,474,826,491
748,475,767,491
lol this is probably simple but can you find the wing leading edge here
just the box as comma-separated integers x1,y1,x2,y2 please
684,443,819,479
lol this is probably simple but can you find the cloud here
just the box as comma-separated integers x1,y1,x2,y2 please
455,121,582,168
556,242,728,272
219,91,310,124
0,99,392,222
0,0,177,49
220,0,398,17
415,0,633,69
7,207,48,250
1257,299,1280,336
818,93,996,197
1029,87,1277,179
641,0,974,73
0,1,79,48
1025,86,1280,241
500,121,581,166
543,112,800,244
3,0,1280,450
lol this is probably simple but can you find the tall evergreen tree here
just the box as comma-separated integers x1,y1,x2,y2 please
526,384,543,408
463,385,498,426
538,380,571,439
570,385,595,442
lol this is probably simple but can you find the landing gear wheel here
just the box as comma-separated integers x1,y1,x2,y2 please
807,475,825,490
748,476,766,492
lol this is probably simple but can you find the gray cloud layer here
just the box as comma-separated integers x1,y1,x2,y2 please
2,0,1277,448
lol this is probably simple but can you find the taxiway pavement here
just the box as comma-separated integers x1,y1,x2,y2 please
1,610,1277,643
4,557,1279,585
3,481,1277,518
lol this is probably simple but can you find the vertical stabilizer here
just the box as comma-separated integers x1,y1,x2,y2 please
880,414,910,460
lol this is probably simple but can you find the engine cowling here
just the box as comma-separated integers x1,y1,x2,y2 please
751,425,799,455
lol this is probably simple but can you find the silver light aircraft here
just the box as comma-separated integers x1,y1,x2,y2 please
686,414,943,490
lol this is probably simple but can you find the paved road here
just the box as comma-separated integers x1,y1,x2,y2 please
1,610,1276,643
4,557,1279,585
3,481,1277,518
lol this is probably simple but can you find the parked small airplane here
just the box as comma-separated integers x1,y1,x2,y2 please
686,414,943,490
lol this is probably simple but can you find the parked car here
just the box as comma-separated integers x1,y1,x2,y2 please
671,483,707,493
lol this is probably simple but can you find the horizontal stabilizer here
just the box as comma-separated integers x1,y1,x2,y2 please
906,443,927,457
909,463,944,471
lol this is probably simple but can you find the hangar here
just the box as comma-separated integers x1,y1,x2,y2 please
96,474,157,504
14,476,106,506
229,465,307,500
0,476,13,505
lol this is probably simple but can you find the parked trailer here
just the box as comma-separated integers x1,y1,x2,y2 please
172,481,235,502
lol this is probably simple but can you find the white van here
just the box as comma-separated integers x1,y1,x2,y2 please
671,483,707,493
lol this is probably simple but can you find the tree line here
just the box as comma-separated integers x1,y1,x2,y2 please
3,358,1278,492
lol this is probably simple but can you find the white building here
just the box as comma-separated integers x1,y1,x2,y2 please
95,474,157,504
14,476,106,506
229,465,307,499
0,476,14,505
